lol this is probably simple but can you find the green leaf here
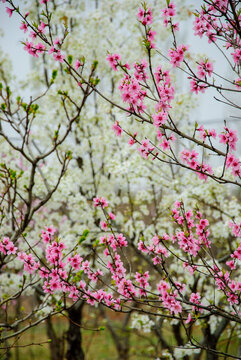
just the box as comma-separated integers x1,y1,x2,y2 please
52,69,58,80
67,55,73,65
92,60,98,70
98,326,105,331
64,67,70,74
66,150,72,159
93,239,99,248
21,103,28,111
83,229,89,237
78,236,86,244
9,169,17,179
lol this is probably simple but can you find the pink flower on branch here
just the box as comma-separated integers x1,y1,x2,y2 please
106,53,121,71
168,44,189,68
20,21,28,33
137,7,153,26
6,7,14,17
112,121,122,137
53,50,65,63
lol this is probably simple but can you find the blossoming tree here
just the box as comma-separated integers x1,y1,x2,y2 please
1,0,241,359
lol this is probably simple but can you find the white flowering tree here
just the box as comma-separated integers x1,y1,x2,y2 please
1,0,241,360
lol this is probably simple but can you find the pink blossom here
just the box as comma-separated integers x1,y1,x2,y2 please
48,46,55,54
6,7,14,17
137,7,153,26
113,121,122,136
168,45,189,67
75,60,81,70
190,79,207,94
100,221,108,231
53,37,61,46
35,42,46,54
20,22,28,33
30,31,37,40
38,21,47,34
53,50,65,63
106,53,121,71
108,212,116,220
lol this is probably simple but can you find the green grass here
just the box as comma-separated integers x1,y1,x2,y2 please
2,317,158,360
1,314,240,360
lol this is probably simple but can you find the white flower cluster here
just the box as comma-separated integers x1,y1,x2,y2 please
130,313,155,333
173,344,201,359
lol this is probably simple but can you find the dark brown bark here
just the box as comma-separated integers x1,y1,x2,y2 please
66,300,85,360
46,317,64,360
100,306,131,360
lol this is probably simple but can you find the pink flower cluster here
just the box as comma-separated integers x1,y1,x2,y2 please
24,41,46,58
226,153,241,177
229,221,241,238
135,271,150,296
154,66,171,84
157,280,182,315
161,1,179,30
49,45,65,63
193,14,218,43
180,149,213,181
219,127,238,151
118,74,147,114
190,292,203,312
112,121,122,137
5,193,239,318
197,125,216,141
41,225,56,243
138,234,169,265
231,48,241,65
155,67,175,113
137,139,154,159
197,59,213,78
93,196,108,208
161,1,176,20
152,111,168,128
20,12,66,63
133,59,148,82
168,45,189,68
0,237,17,255
18,252,40,274
211,265,241,305
193,0,241,53
190,79,207,94
106,53,121,71
146,28,156,49
137,7,153,26
100,233,127,252
171,204,211,256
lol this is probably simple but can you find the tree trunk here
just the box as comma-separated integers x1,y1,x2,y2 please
66,300,85,360
117,345,129,360
204,318,229,360
99,306,130,360
46,317,64,360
